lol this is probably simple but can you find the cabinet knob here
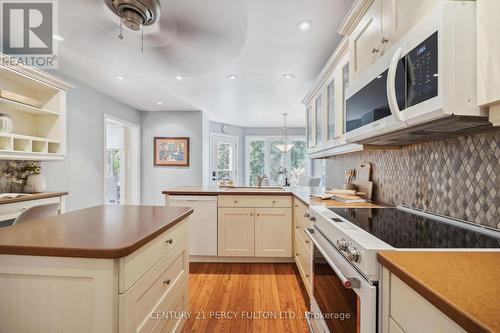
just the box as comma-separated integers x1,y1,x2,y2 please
257,214,260,216
296,226,300,229
250,214,254,216
163,279,171,285
305,240,310,244
165,239,173,245
371,47,379,54
306,275,310,279
381,37,389,44
272,201,276,204
234,200,238,203
296,253,300,257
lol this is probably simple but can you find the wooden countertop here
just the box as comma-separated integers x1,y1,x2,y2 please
0,205,193,259
0,191,68,205
378,251,500,333
163,186,385,208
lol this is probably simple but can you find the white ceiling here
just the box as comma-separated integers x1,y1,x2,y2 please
57,0,351,127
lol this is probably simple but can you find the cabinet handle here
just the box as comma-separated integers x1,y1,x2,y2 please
371,47,379,54
256,214,260,216
306,275,310,279
294,205,299,208
296,226,300,229
163,279,171,285
381,37,389,44
234,200,238,203
296,253,300,257
272,201,276,204
306,240,310,244
250,214,254,216
165,239,173,244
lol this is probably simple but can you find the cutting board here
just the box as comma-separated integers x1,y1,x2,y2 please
352,180,373,200
358,162,372,181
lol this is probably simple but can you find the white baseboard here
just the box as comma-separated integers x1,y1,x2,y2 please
189,256,294,263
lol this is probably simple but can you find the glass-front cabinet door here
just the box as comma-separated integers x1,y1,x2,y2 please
327,80,336,141
306,104,314,149
315,94,323,147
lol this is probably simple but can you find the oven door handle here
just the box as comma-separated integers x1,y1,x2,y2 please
305,228,360,289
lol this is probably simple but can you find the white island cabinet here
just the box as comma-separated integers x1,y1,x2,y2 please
0,205,192,333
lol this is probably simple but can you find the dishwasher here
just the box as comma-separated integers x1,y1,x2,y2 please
166,195,218,256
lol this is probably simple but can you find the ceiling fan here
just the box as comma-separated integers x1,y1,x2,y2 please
97,0,247,74
103,0,161,51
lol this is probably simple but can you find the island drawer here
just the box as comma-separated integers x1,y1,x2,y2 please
218,195,291,208
119,219,188,293
119,239,189,333
150,281,189,333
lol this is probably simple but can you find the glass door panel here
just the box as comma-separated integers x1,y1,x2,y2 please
211,135,237,186
307,105,313,148
315,95,323,146
327,81,336,141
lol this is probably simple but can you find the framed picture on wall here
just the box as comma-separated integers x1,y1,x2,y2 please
154,137,190,166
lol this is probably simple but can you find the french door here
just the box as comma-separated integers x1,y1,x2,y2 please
210,134,238,186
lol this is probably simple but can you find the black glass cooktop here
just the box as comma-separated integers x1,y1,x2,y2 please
328,208,500,248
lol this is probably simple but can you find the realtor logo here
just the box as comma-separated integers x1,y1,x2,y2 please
1,0,58,68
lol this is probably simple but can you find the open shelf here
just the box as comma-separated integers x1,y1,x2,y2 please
0,54,71,160
0,97,59,116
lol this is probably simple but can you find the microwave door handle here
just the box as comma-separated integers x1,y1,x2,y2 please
387,46,404,122
304,228,360,289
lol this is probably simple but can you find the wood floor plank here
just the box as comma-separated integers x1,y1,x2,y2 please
181,263,310,333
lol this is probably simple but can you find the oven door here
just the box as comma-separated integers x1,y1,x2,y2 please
305,227,377,333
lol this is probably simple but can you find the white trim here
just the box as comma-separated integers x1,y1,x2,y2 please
103,114,141,205
189,256,294,263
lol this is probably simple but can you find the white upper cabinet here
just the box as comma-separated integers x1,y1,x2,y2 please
349,0,383,78
0,54,72,161
477,0,500,125
303,0,446,158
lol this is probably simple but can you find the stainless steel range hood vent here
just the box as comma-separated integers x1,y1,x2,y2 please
359,116,494,146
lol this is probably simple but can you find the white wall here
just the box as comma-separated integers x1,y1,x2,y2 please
141,111,204,205
42,71,141,211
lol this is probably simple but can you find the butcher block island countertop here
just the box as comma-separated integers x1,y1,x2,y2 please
378,251,500,333
162,186,386,208
0,205,193,258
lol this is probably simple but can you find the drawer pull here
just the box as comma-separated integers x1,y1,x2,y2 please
165,239,173,245
296,226,300,229
250,214,254,216
305,240,310,244
256,214,260,216
234,200,238,203
163,279,171,285
306,274,310,279
272,201,276,204
296,253,300,257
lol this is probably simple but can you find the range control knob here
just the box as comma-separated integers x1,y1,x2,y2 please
347,246,361,263
336,238,348,251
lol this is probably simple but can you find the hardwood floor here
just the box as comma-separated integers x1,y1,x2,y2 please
181,263,310,333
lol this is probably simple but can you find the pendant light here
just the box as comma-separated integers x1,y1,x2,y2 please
275,113,295,153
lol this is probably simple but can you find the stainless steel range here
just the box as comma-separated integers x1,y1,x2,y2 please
304,205,500,333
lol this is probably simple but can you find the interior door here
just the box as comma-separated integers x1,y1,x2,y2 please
210,135,238,186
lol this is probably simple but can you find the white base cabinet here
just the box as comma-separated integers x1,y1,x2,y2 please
381,267,466,333
0,218,190,333
218,196,292,258
293,198,312,295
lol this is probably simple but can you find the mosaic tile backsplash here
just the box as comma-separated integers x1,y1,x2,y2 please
326,130,500,229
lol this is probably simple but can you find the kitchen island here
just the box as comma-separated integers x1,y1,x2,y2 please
0,205,193,333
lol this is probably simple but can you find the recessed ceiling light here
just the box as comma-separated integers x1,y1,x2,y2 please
283,74,295,79
156,102,163,105
115,75,125,81
175,75,183,80
297,20,312,31
53,34,64,41
227,74,238,80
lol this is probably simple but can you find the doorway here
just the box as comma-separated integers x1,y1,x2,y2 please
104,114,140,205
210,134,238,186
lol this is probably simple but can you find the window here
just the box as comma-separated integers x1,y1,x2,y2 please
312,159,326,186
246,137,308,186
